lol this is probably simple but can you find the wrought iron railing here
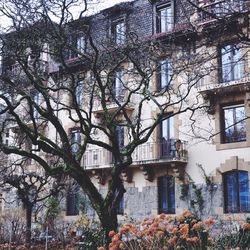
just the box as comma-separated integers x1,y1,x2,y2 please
7,60,49,79
198,0,246,23
83,140,188,169
196,61,250,91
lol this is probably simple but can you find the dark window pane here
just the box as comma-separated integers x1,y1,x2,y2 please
158,59,173,90
158,176,175,214
224,171,250,213
71,130,81,157
224,171,238,213
117,195,124,215
161,114,174,158
66,184,80,216
239,172,249,212
115,125,124,149
113,70,124,101
75,81,84,105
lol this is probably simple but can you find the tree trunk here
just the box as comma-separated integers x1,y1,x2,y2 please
25,204,33,245
99,211,118,248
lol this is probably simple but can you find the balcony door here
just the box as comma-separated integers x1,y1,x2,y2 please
160,114,174,158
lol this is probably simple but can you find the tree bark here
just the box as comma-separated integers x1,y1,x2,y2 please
25,204,33,245
99,211,118,248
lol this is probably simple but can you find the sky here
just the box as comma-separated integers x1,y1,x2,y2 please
83,0,135,16
0,0,135,31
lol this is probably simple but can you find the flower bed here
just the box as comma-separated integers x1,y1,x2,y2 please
99,211,250,250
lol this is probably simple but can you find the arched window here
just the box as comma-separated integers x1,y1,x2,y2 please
223,170,250,213
158,176,175,214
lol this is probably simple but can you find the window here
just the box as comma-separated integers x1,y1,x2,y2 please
66,34,85,60
66,183,80,216
223,171,250,213
221,104,246,143
111,19,126,45
113,69,125,101
115,125,124,150
77,35,85,55
71,129,81,158
117,195,124,215
158,176,175,214
160,113,175,158
221,44,244,82
156,3,174,33
31,92,41,119
157,59,173,90
75,80,84,105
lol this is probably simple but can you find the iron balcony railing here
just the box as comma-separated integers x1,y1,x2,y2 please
196,61,250,92
83,139,188,169
7,60,49,80
198,0,246,23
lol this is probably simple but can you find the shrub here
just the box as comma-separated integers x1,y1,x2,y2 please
107,211,215,250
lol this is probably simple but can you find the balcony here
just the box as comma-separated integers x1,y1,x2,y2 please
6,60,49,81
197,62,250,94
197,0,248,24
83,140,188,170
93,92,136,115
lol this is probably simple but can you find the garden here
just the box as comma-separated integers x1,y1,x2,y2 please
1,209,249,249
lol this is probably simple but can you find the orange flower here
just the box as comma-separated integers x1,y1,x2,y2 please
157,230,164,236
168,236,178,246
159,213,166,220
179,223,189,237
119,242,126,249
183,210,193,218
186,236,199,244
176,216,185,222
168,226,178,234
191,219,197,224
108,230,116,238
204,218,215,226
112,233,121,242
191,222,202,230
242,223,250,230
97,247,105,250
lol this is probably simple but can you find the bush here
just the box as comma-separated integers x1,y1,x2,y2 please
105,211,214,250
102,211,250,250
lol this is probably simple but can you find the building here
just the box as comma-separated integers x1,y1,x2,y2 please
0,0,250,227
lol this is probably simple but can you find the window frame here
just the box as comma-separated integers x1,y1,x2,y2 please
117,194,124,215
220,103,246,144
75,80,84,106
66,183,80,216
157,58,173,91
156,1,174,33
220,43,245,83
115,125,125,150
111,18,126,45
70,128,81,158
31,91,42,119
111,69,125,102
223,170,250,213
76,34,86,55
158,175,175,214
160,112,175,158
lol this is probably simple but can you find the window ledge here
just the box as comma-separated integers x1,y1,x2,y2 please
216,140,250,151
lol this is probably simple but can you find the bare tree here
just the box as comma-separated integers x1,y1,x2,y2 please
0,168,64,244
0,0,249,246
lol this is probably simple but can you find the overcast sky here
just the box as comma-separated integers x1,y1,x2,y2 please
0,0,134,31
